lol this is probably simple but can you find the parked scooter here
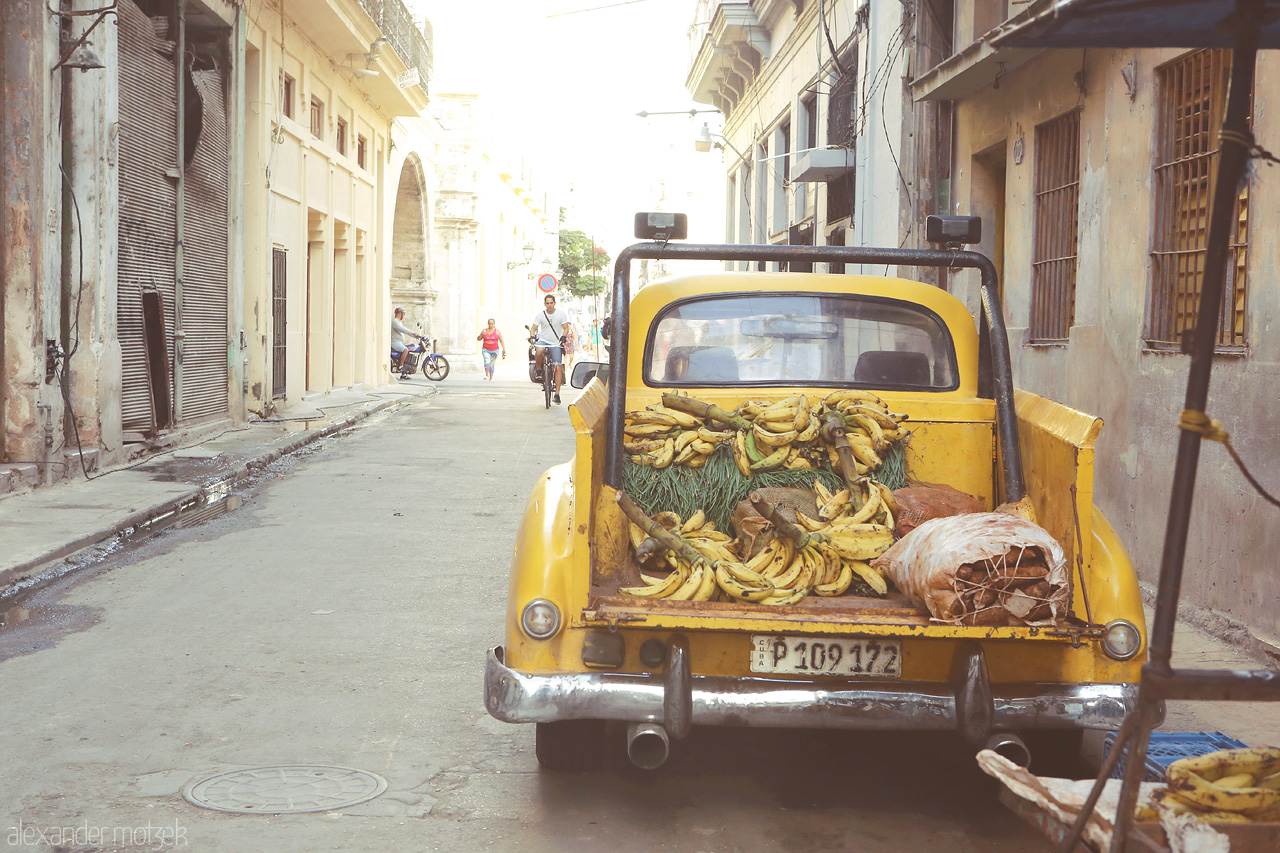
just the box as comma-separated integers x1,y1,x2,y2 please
525,325,541,384
390,336,450,382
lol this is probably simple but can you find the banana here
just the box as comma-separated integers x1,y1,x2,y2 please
820,522,896,561
714,562,775,601
627,454,648,465
737,401,768,418
1217,773,1257,790
796,416,820,443
750,443,791,472
848,414,889,452
848,560,888,595
848,478,882,524
718,559,773,589
690,439,717,455
650,405,702,429
732,429,753,478
1167,748,1280,815
674,430,700,452
844,404,899,431
1150,788,1254,822
846,435,882,469
681,509,706,533
692,559,720,601
796,510,828,533
623,438,668,454
629,522,648,551
667,561,707,601
760,537,796,579
815,561,854,596
620,565,688,597
759,396,801,421
875,481,900,518
793,395,811,433
783,453,813,470
674,444,697,466
651,437,675,469
824,390,886,408
625,422,675,437
696,427,733,443
745,538,782,573
625,410,679,426
653,511,682,531
771,551,807,589
813,478,834,505
759,587,809,606
754,423,799,447
1259,770,1280,791
744,430,766,463
818,488,852,521
881,424,912,443
686,454,709,469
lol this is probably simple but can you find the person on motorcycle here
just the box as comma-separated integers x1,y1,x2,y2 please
530,294,572,405
391,307,421,375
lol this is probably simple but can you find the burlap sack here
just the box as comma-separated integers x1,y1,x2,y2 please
730,487,817,559
892,482,986,537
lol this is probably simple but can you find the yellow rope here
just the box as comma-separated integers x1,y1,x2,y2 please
1178,409,1229,443
1179,409,1280,507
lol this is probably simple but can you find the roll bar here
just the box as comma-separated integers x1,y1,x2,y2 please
604,242,1024,504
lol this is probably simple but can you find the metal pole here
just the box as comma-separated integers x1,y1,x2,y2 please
174,0,186,423
1108,4,1262,849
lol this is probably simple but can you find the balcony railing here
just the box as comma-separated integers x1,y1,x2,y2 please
357,0,433,96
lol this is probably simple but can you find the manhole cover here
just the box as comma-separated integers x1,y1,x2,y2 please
183,765,387,814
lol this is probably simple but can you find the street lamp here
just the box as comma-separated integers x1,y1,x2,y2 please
507,242,535,270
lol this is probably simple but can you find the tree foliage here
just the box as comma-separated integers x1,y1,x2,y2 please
558,231,611,300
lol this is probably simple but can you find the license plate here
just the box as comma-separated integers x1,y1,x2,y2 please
750,635,902,677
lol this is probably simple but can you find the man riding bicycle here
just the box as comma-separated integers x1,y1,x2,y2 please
530,294,572,405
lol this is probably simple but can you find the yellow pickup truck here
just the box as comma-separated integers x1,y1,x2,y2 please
485,213,1147,772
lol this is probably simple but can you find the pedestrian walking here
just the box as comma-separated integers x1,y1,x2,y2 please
476,318,505,380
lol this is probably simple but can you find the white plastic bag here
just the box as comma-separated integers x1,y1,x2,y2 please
871,512,1070,626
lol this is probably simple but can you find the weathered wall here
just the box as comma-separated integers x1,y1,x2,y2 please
949,47,1280,638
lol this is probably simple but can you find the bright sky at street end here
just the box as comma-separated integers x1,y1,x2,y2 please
419,0,728,266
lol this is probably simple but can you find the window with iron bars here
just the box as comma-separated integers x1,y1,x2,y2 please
1149,49,1250,352
1029,110,1081,343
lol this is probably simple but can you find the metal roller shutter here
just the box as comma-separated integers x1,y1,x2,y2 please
181,68,230,421
117,0,178,434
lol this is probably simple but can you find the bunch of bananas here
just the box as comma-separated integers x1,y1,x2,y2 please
623,406,734,469
620,509,784,603
1139,747,1280,823
624,390,910,476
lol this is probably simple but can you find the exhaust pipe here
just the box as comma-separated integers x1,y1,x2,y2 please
984,732,1031,767
626,723,670,770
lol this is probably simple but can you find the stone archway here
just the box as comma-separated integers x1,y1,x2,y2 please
390,154,433,334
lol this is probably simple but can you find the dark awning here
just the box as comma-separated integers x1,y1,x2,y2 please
991,0,1280,50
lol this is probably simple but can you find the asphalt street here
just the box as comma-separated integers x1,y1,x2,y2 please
0,377,1043,851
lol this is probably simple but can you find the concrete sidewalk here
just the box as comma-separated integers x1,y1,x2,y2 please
0,379,438,594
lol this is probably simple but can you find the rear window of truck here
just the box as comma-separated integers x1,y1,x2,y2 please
645,292,958,390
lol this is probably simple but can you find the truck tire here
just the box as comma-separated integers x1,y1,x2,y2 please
535,720,606,771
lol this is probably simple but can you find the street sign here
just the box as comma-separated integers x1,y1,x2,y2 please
397,68,420,89
537,274,557,293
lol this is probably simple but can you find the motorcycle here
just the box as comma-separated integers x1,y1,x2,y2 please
391,336,450,382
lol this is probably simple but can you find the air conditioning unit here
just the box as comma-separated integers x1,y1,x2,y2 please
791,148,855,182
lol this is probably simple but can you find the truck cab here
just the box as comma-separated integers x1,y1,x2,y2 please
485,214,1147,772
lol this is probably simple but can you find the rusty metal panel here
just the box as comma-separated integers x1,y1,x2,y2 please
180,67,229,422
117,0,178,435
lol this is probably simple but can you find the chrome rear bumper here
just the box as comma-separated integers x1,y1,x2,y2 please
485,645,1145,738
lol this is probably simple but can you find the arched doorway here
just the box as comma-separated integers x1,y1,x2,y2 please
390,155,433,337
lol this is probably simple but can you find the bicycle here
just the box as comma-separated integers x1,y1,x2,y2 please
526,328,558,409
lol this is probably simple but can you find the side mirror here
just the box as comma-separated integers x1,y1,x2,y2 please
570,361,609,389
